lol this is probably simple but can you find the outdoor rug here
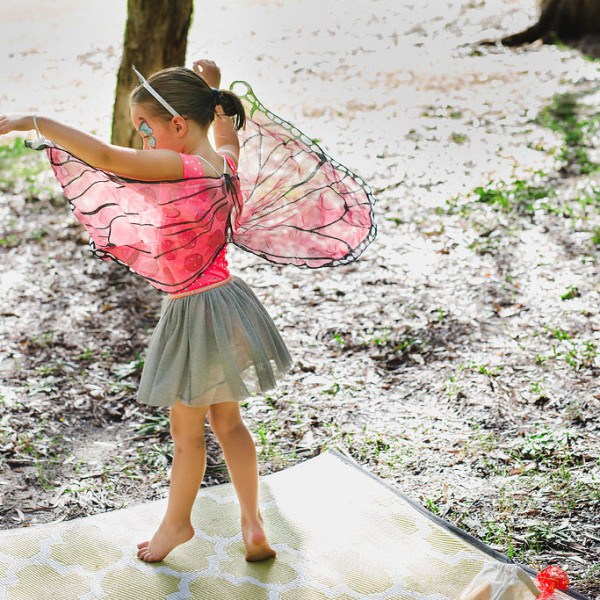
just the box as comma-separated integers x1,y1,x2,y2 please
0,450,586,600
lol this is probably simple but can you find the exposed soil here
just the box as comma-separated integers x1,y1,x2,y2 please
1,0,600,597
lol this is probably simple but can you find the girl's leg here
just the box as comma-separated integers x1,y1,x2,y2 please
137,401,210,562
208,401,276,561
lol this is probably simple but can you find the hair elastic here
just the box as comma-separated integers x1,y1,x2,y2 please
132,65,181,118
212,88,220,104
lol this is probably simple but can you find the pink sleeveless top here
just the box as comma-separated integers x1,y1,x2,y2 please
178,153,235,292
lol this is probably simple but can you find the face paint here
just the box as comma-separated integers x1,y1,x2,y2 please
139,120,156,149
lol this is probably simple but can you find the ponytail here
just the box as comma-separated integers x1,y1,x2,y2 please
215,89,246,131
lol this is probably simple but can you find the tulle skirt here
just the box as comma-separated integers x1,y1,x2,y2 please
137,276,292,407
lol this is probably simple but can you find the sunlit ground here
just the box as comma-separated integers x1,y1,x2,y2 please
2,0,597,196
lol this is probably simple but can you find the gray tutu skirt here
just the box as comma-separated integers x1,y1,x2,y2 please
137,276,292,407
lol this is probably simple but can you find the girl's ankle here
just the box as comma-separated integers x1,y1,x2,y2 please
241,513,264,528
161,518,193,531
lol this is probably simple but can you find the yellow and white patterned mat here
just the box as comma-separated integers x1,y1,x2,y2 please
0,451,544,600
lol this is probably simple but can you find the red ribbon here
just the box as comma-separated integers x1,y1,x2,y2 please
536,566,569,600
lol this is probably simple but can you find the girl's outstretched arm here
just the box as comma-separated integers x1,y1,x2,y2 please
192,60,240,167
213,112,239,167
0,115,183,180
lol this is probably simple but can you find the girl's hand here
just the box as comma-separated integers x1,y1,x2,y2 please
192,60,221,89
0,115,34,135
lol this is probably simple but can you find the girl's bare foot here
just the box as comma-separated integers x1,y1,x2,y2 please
242,516,276,562
137,521,195,563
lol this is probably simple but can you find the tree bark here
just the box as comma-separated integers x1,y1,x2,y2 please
501,0,600,47
111,0,194,148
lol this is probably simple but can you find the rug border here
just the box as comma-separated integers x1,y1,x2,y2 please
325,448,590,600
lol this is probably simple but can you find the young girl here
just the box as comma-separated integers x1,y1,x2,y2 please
0,59,376,563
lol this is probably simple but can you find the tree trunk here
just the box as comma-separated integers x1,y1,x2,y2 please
501,0,600,47
111,0,194,148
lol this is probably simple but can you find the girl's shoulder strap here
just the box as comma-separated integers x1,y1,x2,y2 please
180,153,236,178
219,153,237,176
196,154,224,176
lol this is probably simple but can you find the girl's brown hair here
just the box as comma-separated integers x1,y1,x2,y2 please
130,66,246,131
